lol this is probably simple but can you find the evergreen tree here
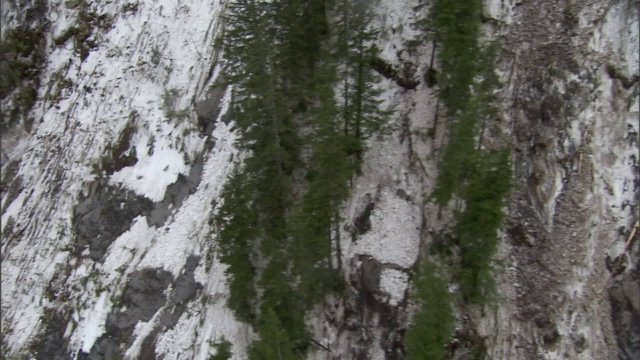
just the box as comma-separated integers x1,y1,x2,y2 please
426,0,511,303
248,308,299,360
404,261,454,360
216,0,392,356
210,339,233,360
215,169,258,323
334,0,389,163
429,0,484,206
456,149,511,302
291,59,352,305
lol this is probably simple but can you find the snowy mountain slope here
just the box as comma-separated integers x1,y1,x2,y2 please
1,0,638,359
2,0,251,358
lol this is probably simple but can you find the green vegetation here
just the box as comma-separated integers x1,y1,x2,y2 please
335,0,391,163
209,339,233,360
161,88,190,121
429,0,490,205
404,262,454,360
404,0,511,357
425,0,511,303
214,169,258,323
214,0,389,357
0,24,46,132
53,1,113,61
456,150,511,303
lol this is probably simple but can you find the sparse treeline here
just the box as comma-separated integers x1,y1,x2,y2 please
214,0,387,357
405,0,511,358
427,0,511,305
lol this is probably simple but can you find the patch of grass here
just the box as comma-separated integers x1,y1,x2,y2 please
100,117,138,174
44,74,74,105
122,2,139,14
150,45,162,66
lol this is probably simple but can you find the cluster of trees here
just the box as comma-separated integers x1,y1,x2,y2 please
214,0,388,357
0,25,46,133
404,261,454,360
214,0,511,357
425,0,511,304
406,0,511,358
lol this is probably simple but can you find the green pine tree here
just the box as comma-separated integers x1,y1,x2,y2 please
334,0,390,164
217,0,393,357
404,261,454,360
214,169,258,323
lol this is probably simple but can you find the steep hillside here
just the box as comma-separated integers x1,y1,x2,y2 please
1,0,638,359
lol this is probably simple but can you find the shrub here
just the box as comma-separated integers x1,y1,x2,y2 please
209,339,232,360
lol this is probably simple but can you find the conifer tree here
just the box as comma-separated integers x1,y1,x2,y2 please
291,58,352,304
456,149,511,302
334,0,389,163
214,169,258,323
216,0,393,356
248,308,299,360
404,262,454,360
426,0,512,303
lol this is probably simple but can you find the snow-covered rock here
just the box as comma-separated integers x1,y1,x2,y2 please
1,0,637,359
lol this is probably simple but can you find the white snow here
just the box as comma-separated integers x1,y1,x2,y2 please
101,216,157,283
1,0,240,356
349,189,422,268
1,191,25,229
78,291,111,353
136,89,235,277
379,268,409,306
108,136,194,203
2,0,634,358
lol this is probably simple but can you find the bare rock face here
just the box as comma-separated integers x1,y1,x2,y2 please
476,0,639,359
610,259,640,360
309,0,639,359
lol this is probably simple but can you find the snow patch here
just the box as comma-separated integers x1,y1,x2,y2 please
109,146,189,203
379,268,409,306
102,216,157,280
351,189,421,268
1,0,235,355
78,291,112,353
1,191,25,229
136,118,236,277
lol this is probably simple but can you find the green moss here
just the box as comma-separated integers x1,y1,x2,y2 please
54,26,83,46
0,26,46,99
0,23,47,132
161,88,190,120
